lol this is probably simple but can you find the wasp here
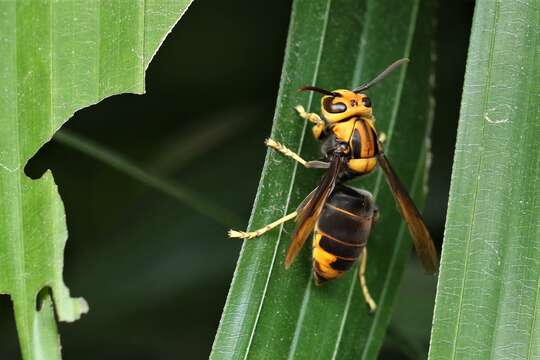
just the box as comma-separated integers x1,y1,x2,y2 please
229,59,438,312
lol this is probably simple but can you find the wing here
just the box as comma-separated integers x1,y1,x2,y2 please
377,152,439,273
284,155,342,268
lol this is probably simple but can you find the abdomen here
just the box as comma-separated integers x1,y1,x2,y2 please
312,185,378,284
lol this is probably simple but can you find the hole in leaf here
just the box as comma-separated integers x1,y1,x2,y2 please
24,139,57,180
35,286,54,312
14,1,300,358
0,295,22,359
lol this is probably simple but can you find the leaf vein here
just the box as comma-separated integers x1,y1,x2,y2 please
451,1,500,358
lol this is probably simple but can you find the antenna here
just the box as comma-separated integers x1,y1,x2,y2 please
352,58,409,93
299,86,340,97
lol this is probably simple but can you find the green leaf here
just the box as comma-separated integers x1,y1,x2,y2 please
429,1,540,359
211,0,436,358
0,1,192,358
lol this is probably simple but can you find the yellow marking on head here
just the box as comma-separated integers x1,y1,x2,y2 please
321,90,373,124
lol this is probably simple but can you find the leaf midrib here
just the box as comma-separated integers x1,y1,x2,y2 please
12,4,30,343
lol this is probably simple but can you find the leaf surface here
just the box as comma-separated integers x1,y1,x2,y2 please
429,1,540,359
0,1,192,358
211,0,437,358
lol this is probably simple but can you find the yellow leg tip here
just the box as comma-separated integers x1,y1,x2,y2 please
228,229,249,239
265,138,278,148
367,300,377,314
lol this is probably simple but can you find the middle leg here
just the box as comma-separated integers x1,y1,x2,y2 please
228,211,297,240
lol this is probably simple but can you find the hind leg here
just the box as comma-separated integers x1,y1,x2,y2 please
358,249,377,313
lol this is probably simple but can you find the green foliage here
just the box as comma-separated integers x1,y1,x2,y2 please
210,0,436,358
0,1,192,358
4,0,536,358
429,1,540,359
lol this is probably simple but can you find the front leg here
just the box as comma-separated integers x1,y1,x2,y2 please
265,139,330,169
295,105,326,140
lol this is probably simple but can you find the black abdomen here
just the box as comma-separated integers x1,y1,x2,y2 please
312,185,378,284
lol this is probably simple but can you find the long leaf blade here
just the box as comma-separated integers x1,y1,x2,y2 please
211,0,436,358
0,1,192,358
429,1,540,358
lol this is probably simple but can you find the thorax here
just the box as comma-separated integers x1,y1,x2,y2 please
329,118,378,159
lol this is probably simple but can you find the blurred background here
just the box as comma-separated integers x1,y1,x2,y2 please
0,0,473,359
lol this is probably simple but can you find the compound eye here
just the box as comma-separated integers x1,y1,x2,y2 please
362,96,372,108
323,97,347,113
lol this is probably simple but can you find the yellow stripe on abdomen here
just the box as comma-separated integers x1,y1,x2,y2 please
312,232,343,283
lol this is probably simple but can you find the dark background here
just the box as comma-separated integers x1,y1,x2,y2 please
0,0,473,359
